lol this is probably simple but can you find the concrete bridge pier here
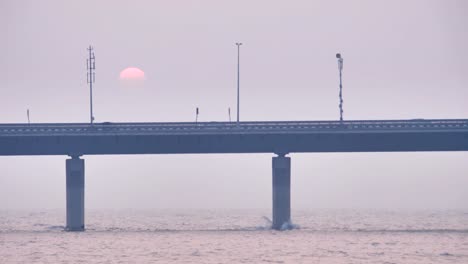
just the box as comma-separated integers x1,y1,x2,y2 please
66,156,85,231
272,154,291,230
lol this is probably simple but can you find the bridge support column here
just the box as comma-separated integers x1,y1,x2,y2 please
272,154,291,230
66,156,85,231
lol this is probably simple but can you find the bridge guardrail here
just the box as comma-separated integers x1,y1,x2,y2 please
0,119,467,136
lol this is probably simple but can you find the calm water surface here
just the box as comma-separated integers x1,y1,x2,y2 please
1,209,467,263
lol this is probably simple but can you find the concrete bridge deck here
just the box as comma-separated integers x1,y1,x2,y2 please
1,119,467,156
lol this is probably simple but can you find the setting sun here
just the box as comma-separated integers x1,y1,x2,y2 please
119,67,145,80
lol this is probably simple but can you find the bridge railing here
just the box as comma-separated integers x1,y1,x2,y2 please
1,118,468,127
0,119,467,136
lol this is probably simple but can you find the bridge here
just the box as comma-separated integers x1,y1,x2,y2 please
2,119,468,230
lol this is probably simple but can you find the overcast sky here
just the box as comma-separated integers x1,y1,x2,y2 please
1,0,467,210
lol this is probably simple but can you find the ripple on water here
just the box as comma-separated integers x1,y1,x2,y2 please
1,209,468,263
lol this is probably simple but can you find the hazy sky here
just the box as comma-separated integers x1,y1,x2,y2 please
1,0,467,210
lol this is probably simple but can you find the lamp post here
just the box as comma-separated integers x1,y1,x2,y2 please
236,43,242,125
336,53,344,122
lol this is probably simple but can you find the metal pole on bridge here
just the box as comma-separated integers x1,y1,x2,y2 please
236,43,242,125
87,46,96,124
336,53,344,122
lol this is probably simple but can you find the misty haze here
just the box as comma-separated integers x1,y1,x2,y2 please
1,0,467,263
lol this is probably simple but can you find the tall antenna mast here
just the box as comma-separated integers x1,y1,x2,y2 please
87,45,96,124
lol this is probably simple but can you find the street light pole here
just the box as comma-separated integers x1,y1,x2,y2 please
236,43,242,125
336,53,344,122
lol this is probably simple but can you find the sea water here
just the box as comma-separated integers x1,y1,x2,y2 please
1,209,467,263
